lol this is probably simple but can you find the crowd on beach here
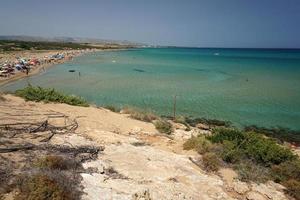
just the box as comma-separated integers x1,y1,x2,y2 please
0,49,97,81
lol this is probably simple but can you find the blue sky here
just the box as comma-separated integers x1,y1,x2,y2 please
0,0,299,48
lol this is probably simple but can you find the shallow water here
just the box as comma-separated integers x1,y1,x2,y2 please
2,48,300,130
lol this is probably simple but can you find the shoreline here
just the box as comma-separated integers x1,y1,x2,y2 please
0,48,131,87
0,49,100,87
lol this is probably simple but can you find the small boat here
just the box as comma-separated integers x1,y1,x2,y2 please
68,70,76,72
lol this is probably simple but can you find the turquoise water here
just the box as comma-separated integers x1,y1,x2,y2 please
2,48,300,130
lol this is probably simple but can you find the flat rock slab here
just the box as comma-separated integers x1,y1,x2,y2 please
81,143,235,200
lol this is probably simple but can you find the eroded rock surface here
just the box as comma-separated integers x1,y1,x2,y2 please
81,143,234,200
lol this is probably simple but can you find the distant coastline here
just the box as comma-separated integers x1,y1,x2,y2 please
0,49,98,87
158,46,300,50
0,39,137,87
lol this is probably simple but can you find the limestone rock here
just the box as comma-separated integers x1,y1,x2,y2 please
81,143,235,200
246,191,266,200
232,180,249,194
251,182,288,200
129,126,143,134
196,123,210,130
173,122,187,130
173,129,193,140
132,189,152,200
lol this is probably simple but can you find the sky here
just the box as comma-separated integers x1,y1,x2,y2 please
0,0,300,48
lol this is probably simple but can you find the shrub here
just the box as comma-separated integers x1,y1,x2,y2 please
185,117,231,127
183,135,213,154
208,128,245,144
15,173,74,200
174,116,187,124
202,153,221,172
245,125,300,146
271,159,300,183
15,86,89,107
220,140,243,163
208,129,294,166
242,132,294,166
34,155,79,171
0,94,5,101
154,119,173,134
183,126,300,199
122,107,157,122
234,161,271,183
283,179,300,199
0,164,11,194
104,105,121,113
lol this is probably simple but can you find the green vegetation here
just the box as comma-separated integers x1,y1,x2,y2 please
185,117,231,128
154,119,173,135
208,128,294,166
184,128,300,199
245,125,300,146
122,106,158,122
0,40,98,51
15,86,89,107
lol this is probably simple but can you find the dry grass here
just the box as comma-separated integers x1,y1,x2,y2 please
15,154,84,200
0,94,5,101
34,155,79,171
15,172,80,200
183,135,213,154
283,179,300,199
202,153,221,172
122,107,158,122
104,105,121,113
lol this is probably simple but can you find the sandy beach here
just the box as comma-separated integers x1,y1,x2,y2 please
0,49,99,86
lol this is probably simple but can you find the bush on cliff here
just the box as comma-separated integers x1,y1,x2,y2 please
15,86,89,107
184,127,300,199
183,135,213,154
154,119,173,134
202,152,221,172
208,128,294,166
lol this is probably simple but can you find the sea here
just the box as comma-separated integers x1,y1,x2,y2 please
1,48,300,130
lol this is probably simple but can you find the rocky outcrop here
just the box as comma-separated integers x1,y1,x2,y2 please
81,143,235,200
0,95,292,200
